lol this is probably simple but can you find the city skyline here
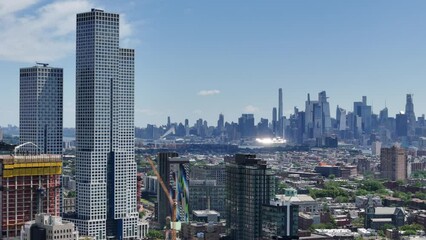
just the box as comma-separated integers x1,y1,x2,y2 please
2,0,426,127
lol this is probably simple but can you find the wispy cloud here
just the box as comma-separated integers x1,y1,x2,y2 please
244,105,259,113
197,89,221,96
0,0,135,63
136,108,162,116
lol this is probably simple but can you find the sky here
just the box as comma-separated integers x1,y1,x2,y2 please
1,0,426,128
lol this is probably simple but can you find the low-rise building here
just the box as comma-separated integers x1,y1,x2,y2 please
20,214,79,240
262,190,299,239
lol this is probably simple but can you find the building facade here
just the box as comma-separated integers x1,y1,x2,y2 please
225,154,275,240
380,146,407,181
20,214,79,240
73,9,138,239
19,64,63,154
0,154,62,238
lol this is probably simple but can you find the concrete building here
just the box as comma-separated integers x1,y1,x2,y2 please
20,214,78,240
136,221,149,240
143,176,158,194
0,153,62,239
380,146,407,181
62,198,76,215
19,64,63,155
355,196,382,209
273,194,318,213
189,164,226,216
225,154,275,240
262,189,299,239
72,9,138,239
189,180,225,217
372,141,382,156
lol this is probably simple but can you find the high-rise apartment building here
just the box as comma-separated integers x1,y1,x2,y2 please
225,154,275,240
0,153,62,238
190,163,226,216
380,146,407,181
20,64,63,154
73,9,138,239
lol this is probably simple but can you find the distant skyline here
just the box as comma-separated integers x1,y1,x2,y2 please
1,0,426,127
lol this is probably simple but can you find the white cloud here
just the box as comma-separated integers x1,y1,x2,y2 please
244,105,259,113
0,0,38,16
0,0,135,63
197,89,221,96
136,108,162,116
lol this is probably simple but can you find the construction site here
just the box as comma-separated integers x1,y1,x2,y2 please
0,153,62,238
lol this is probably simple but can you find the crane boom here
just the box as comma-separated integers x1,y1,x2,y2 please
146,156,177,240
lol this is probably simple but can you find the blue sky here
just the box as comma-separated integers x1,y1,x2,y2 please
1,0,426,127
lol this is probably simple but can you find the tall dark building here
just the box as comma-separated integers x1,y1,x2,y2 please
157,153,190,228
238,114,255,138
380,146,407,181
217,113,224,130
272,107,277,136
396,112,408,137
157,152,178,228
405,94,416,136
225,154,275,240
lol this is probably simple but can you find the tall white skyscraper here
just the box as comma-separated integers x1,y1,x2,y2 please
73,9,138,239
20,64,63,154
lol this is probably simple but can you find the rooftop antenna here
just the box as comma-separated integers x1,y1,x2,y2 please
36,62,49,67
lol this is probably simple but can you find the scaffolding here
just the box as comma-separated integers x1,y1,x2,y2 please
0,154,62,238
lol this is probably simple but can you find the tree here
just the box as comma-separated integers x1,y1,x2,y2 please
147,230,164,240
67,191,76,198
329,174,335,180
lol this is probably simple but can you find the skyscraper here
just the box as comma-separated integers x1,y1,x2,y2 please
278,88,283,137
20,64,63,154
73,9,138,239
396,112,408,137
336,106,347,131
353,96,372,137
380,146,407,181
238,114,255,138
304,91,331,140
272,107,277,136
405,94,416,136
225,154,275,240
217,113,224,130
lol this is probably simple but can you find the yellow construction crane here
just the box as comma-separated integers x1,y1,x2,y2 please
146,156,178,240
